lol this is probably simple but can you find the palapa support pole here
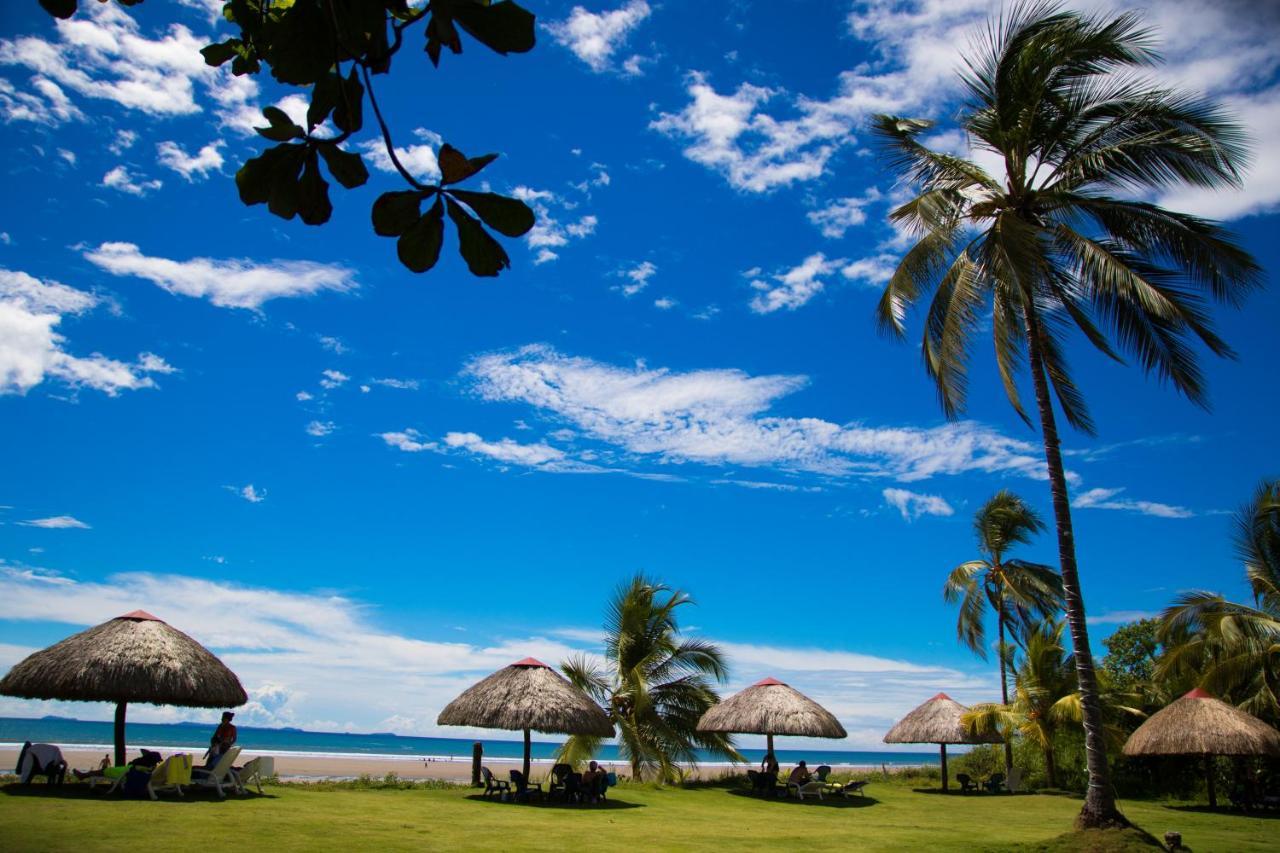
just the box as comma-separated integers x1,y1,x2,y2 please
1205,755,1217,808
523,728,532,781
940,743,948,792
114,701,127,767
766,733,774,758
471,742,483,787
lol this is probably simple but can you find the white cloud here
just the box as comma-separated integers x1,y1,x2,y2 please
233,484,265,504
101,165,162,196
512,186,598,263
545,1,651,73
108,129,136,154
650,71,848,193
57,148,76,166
462,344,1058,483
295,390,313,402
306,420,336,438
17,515,90,529
1072,487,1194,519
370,377,419,391
317,335,348,355
319,369,349,389
808,188,883,238
82,242,356,310
359,130,441,182
378,429,437,453
841,253,899,287
653,297,677,310
0,268,172,397
616,261,657,296
0,75,83,124
882,487,954,521
748,252,842,314
156,139,224,181
1086,610,1159,626
443,431,567,467
0,569,994,746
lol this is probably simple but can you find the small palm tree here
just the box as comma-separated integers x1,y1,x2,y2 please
945,490,1063,778
966,619,1142,788
1158,480,1280,724
559,574,741,781
872,1,1260,825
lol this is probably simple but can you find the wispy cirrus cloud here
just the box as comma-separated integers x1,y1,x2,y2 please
1072,487,1195,519
82,243,356,310
748,253,843,314
17,515,91,529
882,487,954,521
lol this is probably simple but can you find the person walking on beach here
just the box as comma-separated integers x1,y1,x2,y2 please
206,711,237,766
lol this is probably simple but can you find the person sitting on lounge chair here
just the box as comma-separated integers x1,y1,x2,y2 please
788,761,811,787
761,751,779,775
206,711,237,767
581,761,606,802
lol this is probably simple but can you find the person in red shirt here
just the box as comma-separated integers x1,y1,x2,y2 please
207,711,238,766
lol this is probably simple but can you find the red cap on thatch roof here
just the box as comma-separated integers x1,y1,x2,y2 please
930,692,951,701
118,610,161,621
511,657,549,668
1183,687,1213,700
753,677,785,687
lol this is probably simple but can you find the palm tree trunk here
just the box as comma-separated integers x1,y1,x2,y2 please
1023,302,1125,828
996,592,1013,779
1044,746,1058,788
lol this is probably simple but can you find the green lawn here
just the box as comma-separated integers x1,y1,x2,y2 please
1,779,1275,852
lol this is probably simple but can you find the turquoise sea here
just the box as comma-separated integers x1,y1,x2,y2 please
1,716,938,767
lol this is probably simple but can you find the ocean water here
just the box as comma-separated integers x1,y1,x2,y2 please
0,716,937,767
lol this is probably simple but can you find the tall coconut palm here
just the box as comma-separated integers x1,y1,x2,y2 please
944,489,1063,777
559,574,741,781
1158,480,1280,724
872,2,1260,825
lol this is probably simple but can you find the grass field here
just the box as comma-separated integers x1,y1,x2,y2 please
1,777,1275,852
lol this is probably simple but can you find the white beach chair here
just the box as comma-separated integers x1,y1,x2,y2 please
233,756,274,794
146,754,194,800
191,747,242,798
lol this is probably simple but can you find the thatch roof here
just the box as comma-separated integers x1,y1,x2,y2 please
1123,688,1280,758
436,658,614,736
883,693,1003,745
697,677,847,738
0,610,246,707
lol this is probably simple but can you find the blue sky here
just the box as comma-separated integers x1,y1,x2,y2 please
0,0,1277,750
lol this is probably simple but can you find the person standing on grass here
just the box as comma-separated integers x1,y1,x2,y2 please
206,711,237,766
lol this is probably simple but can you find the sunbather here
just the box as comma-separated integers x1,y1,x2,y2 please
788,761,810,787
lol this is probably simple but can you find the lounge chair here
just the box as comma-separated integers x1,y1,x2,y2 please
481,766,510,799
788,766,832,800
191,747,242,798
1006,767,1024,793
146,754,194,800
956,773,978,793
547,763,573,801
838,779,870,798
233,756,274,794
509,769,542,802
983,772,1005,793
15,742,67,786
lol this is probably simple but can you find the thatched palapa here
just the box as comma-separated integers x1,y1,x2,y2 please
883,693,1001,791
0,610,246,765
697,677,846,755
437,657,614,779
1123,688,1280,807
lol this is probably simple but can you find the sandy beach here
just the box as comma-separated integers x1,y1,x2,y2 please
2,747,895,783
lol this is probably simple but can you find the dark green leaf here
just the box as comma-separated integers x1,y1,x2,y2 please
317,144,369,189
266,145,308,220
262,1,332,86
398,199,445,273
438,144,498,185
39,0,77,18
334,67,364,134
236,143,303,207
453,1,537,56
446,197,509,277
448,189,534,237
257,106,304,142
424,15,462,67
297,149,333,225
307,73,340,132
200,40,239,68
373,191,427,237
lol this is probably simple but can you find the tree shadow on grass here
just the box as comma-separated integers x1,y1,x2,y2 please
724,789,878,809
1165,804,1280,819
462,794,644,810
1,782,278,803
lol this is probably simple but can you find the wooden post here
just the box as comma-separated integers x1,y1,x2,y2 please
766,733,774,759
113,701,127,767
940,743,948,792
471,742,483,787
1206,754,1217,808
523,728,532,782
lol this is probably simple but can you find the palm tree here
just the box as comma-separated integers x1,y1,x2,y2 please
559,574,741,781
944,490,1063,778
872,2,1260,826
966,619,1142,788
1158,480,1280,724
